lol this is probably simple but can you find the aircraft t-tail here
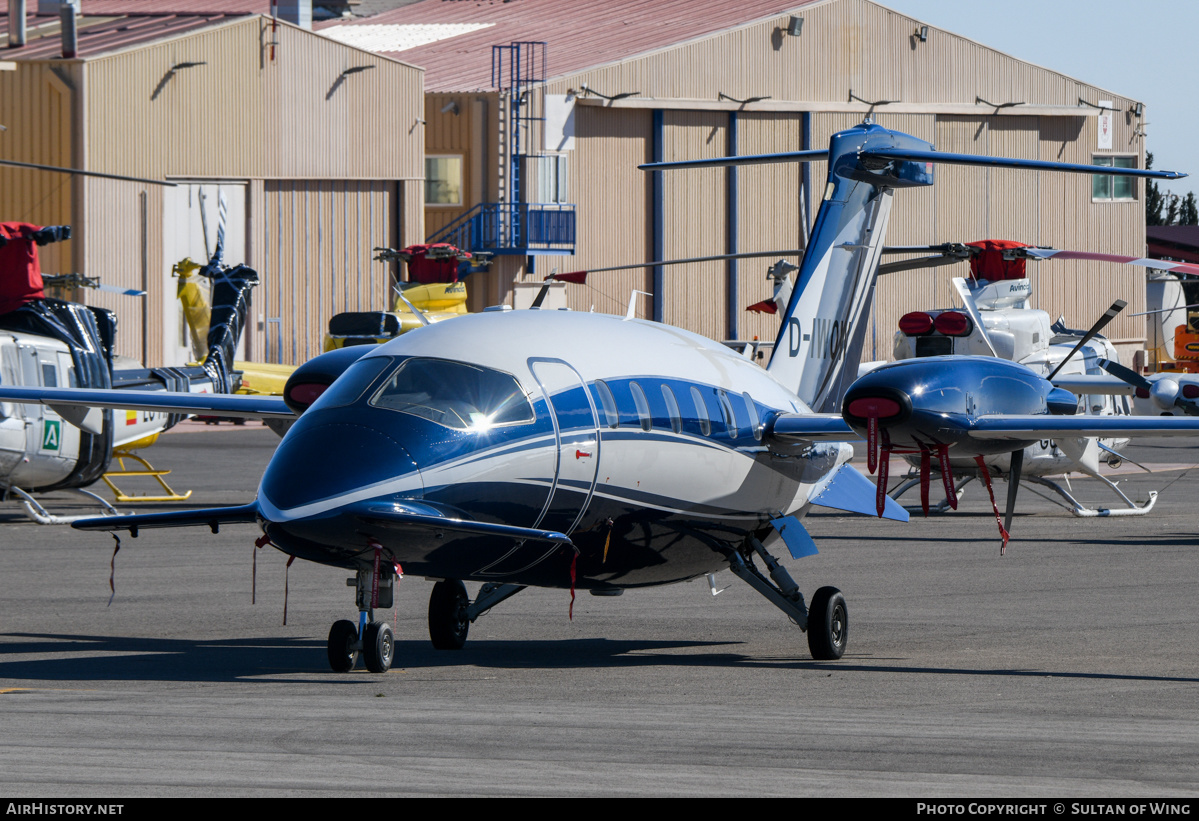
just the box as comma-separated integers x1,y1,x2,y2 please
1,122,1191,673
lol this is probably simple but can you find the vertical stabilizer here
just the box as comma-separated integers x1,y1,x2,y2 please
767,123,934,412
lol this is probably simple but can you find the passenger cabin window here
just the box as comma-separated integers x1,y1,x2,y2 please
595,379,620,428
370,358,534,431
742,392,762,441
717,390,738,438
629,381,652,431
661,385,682,434
690,386,711,436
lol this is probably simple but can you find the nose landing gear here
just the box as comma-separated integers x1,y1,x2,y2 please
326,564,398,673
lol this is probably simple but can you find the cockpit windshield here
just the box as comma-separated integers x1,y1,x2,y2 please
369,357,535,431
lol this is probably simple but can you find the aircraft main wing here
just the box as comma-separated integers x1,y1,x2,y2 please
73,503,261,534
965,415,1199,441
766,413,859,443
0,386,294,419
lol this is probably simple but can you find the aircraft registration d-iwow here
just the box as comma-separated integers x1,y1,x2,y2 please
2,122,1193,673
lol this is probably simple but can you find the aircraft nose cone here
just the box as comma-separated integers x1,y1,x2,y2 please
259,421,421,514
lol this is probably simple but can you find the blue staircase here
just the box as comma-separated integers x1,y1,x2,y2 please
427,202,576,256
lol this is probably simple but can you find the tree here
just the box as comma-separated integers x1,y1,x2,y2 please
1147,152,1167,226
1181,192,1199,226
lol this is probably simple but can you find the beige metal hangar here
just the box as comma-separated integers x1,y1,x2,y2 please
0,2,424,367
322,0,1155,366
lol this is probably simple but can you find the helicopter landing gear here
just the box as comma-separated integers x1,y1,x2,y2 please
725,536,849,661
326,565,398,673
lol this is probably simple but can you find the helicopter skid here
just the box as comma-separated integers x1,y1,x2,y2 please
1021,475,1158,518
7,486,122,525
891,474,974,514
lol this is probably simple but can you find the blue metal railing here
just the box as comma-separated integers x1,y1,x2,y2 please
427,202,576,255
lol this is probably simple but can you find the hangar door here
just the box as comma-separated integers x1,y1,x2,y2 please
162,182,247,368
260,180,399,365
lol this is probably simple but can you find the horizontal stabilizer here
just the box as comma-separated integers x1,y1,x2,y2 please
966,414,1199,441
349,501,573,545
73,503,260,534
639,149,829,171
767,413,858,443
0,386,294,419
862,148,1186,179
810,463,909,522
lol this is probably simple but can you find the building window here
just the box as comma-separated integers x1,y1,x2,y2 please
426,156,463,206
524,154,569,204
1092,156,1136,201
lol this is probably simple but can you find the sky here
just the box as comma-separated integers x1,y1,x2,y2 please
878,0,1198,199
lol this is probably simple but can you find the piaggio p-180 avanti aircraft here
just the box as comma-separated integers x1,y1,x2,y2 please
1,122,1194,673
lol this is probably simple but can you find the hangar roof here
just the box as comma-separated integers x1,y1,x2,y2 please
316,0,823,93
0,9,257,59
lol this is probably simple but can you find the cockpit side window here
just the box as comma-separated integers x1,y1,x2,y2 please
369,357,535,431
312,356,392,410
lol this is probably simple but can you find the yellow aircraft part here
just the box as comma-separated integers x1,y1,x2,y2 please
392,280,468,314
173,257,211,357
235,361,294,395
322,310,463,352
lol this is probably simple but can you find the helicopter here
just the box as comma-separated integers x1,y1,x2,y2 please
0,220,258,522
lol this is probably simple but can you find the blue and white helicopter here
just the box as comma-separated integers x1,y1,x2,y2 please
0,122,1190,673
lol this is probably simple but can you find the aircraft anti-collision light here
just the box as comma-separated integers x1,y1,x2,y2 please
898,311,934,336
933,311,973,337
846,397,902,418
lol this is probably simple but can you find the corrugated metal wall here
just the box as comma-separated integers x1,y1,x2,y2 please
533,0,1148,361
32,15,429,364
258,179,397,365
0,61,78,276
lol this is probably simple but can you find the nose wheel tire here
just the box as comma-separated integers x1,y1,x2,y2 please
807,586,848,660
327,619,359,672
429,579,470,650
363,621,395,673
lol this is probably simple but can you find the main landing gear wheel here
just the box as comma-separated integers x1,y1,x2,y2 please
327,619,359,672
807,586,848,660
362,621,395,673
429,579,470,650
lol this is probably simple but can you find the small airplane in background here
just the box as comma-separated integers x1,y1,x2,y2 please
0,121,1192,674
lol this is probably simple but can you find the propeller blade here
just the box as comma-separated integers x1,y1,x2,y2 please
553,249,806,280
878,255,965,276
1045,300,1127,382
1096,358,1152,391
1004,448,1023,534
1022,248,1199,277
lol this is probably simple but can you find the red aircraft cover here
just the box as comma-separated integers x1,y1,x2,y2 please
966,239,1030,281
0,222,47,314
403,243,469,284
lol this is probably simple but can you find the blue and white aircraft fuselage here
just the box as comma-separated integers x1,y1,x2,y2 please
259,310,847,590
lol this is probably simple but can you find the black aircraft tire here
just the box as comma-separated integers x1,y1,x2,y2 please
807,586,848,660
327,619,359,672
429,579,470,650
363,621,395,673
